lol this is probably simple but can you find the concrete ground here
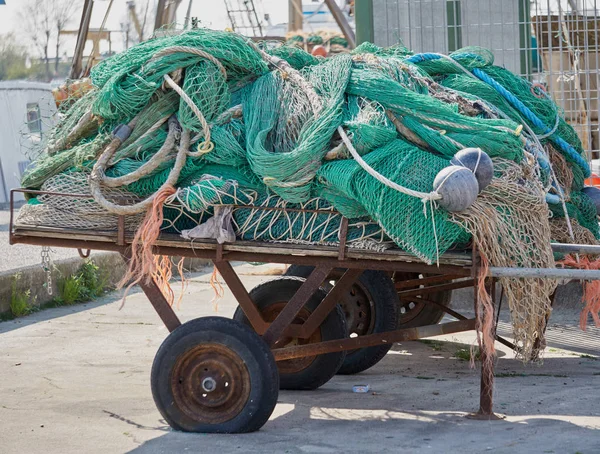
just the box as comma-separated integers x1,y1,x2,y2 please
0,264,598,454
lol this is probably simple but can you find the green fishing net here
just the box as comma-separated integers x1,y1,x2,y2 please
17,29,598,259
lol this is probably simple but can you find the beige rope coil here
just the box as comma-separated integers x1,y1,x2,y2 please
102,119,179,188
90,129,191,215
109,114,172,166
151,46,228,78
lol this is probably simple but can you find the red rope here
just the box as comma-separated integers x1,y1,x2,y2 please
561,255,600,330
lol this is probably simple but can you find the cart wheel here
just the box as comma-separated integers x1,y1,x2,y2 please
284,265,398,375
393,272,452,328
151,316,279,433
233,277,347,390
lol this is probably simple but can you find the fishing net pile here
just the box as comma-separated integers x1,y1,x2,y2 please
16,30,600,360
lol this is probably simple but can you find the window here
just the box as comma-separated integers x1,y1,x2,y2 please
26,103,42,135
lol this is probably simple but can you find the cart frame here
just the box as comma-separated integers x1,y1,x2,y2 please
9,188,600,423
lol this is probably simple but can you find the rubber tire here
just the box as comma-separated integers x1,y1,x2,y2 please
284,265,398,375
233,277,347,390
151,316,279,433
393,272,452,329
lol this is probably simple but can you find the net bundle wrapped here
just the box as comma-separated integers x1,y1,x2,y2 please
16,29,600,361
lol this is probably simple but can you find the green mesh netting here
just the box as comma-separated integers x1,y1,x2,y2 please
90,30,268,121
317,139,470,263
343,96,396,155
244,54,351,202
410,46,589,179
267,45,320,70
179,59,230,132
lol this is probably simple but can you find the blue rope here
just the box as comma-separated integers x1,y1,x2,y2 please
405,53,442,63
546,193,561,205
472,69,543,129
407,53,591,177
472,68,590,178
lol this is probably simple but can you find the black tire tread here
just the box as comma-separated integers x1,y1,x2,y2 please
285,266,398,375
151,316,279,433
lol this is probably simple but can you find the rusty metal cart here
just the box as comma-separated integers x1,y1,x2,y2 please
9,188,600,433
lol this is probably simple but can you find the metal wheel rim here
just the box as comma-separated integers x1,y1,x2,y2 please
394,272,433,324
170,343,251,425
326,269,376,338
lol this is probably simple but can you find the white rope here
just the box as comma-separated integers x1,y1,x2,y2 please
337,126,441,202
453,147,483,175
163,73,213,154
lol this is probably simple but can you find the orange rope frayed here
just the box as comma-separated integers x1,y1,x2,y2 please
153,255,174,305
118,184,177,304
473,254,496,368
560,255,600,330
176,257,188,308
209,265,225,311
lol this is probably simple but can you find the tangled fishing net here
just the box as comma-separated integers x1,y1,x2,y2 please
16,29,600,361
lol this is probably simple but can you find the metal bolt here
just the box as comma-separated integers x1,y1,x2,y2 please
202,377,217,392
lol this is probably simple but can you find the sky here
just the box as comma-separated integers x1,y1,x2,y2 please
1,0,596,59
0,0,288,57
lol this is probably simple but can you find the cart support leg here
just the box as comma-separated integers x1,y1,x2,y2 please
138,279,182,332
262,264,332,346
468,276,504,420
477,339,496,417
120,253,181,332
214,260,269,334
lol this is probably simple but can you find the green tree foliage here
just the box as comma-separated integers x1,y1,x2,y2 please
0,33,32,80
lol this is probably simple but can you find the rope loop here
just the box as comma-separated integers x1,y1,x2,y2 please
530,82,547,98
151,46,228,79
337,126,441,203
187,140,215,157
262,175,314,188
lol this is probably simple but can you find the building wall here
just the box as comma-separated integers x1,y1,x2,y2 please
0,81,56,204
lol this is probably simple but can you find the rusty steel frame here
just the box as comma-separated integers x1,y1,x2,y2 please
10,232,473,275
9,189,526,419
272,319,477,360
397,279,476,298
394,274,463,290
261,265,332,346
403,295,468,321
